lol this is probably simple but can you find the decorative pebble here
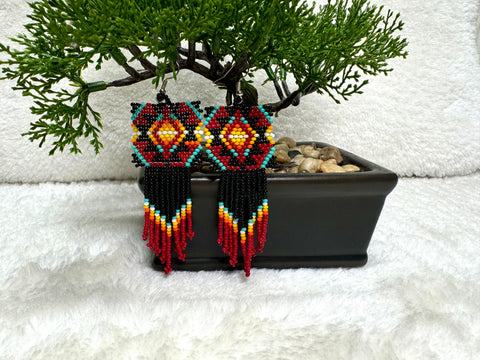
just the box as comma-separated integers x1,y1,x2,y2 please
201,165,217,173
342,164,361,172
298,158,323,173
274,149,291,163
288,150,302,159
292,154,305,165
323,158,337,165
275,143,290,153
276,137,296,148
318,146,343,163
320,163,346,173
302,148,321,158
196,136,360,175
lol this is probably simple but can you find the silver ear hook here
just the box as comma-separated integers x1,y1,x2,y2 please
157,75,174,104
236,80,242,98
234,79,244,105
160,75,174,93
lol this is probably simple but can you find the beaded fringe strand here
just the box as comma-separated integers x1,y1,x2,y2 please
142,166,194,274
216,169,269,276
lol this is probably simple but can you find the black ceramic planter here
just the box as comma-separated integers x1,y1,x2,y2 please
138,142,397,271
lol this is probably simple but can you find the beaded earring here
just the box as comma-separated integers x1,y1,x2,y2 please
130,83,203,274
204,88,275,277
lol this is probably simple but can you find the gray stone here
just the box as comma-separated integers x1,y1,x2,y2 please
288,150,302,159
318,146,343,163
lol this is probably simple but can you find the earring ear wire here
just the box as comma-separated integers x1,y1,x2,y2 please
156,76,174,104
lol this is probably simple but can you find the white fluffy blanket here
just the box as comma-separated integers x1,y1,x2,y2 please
1,174,479,359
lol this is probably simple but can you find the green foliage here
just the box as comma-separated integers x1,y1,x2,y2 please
0,0,407,154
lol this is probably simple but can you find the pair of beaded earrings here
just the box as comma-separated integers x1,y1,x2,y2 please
130,85,275,277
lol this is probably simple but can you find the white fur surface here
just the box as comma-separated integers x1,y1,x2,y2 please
0,174,479,359
1,0,480,182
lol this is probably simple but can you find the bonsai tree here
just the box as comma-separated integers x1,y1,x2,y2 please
0,0,407,155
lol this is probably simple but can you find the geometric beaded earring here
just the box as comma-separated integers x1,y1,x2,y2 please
203,92,275,277
130,89,204,274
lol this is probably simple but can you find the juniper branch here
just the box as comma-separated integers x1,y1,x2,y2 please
0,0,407,154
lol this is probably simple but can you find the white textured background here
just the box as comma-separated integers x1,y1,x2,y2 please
1,0,479,182
1,1,480,359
